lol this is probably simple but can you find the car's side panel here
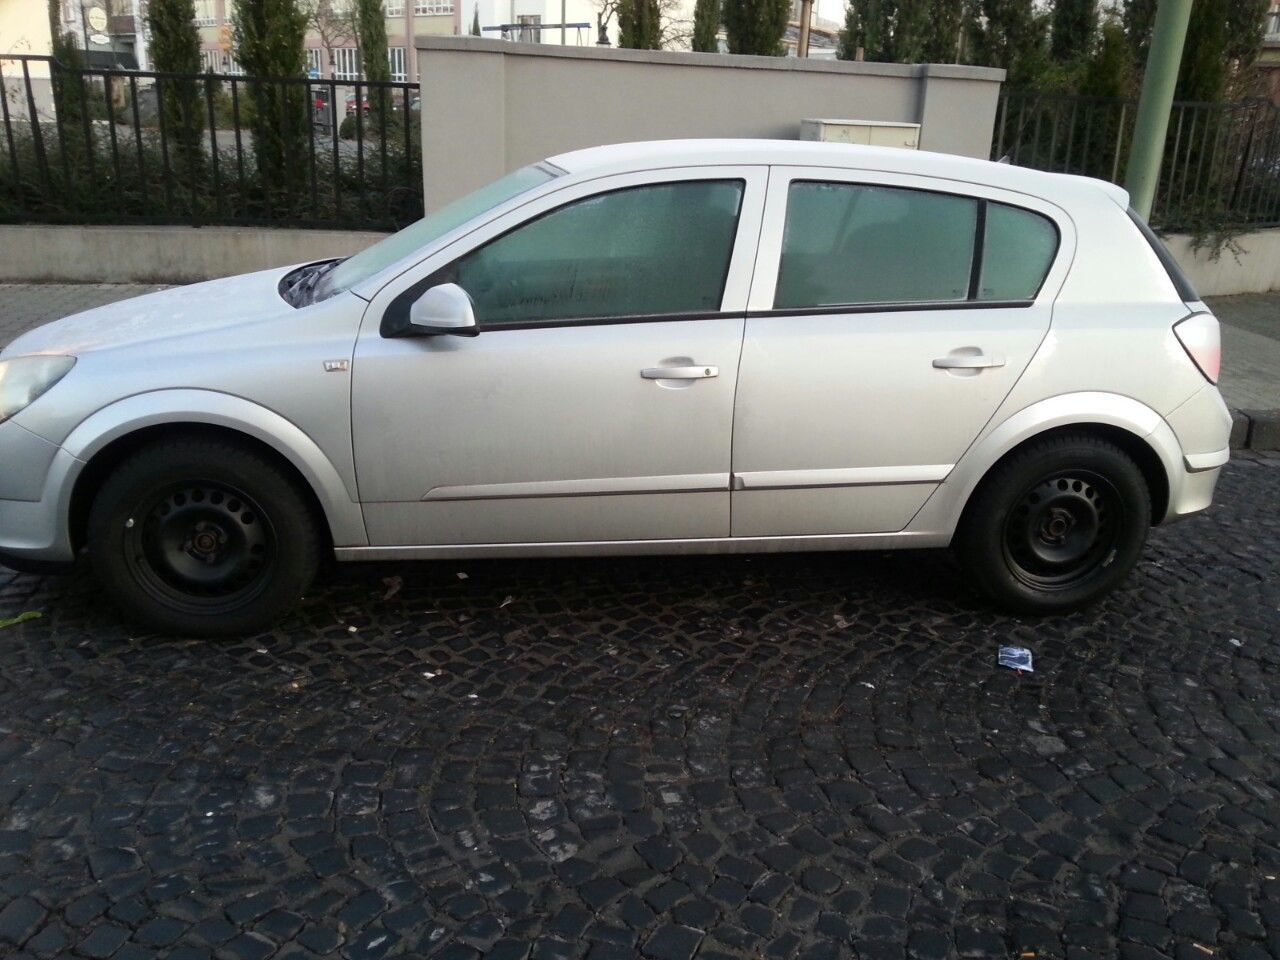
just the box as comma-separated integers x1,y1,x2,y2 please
352,166,767,546
906,391,1186,535
334,529,949,562
13,288,366,504
730,167,1074,537
60,389,368,546
363,492,729,547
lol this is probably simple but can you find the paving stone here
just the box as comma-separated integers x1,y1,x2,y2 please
641,924,703,960
76,922,130,958
0,897,46,946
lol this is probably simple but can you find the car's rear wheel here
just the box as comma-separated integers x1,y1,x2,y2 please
88,438,321,637
954,433,1151,613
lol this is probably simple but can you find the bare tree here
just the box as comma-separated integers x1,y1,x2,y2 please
301,0,357,75
595,0,687,48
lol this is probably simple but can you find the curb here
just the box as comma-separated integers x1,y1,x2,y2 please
1229,408,1280,451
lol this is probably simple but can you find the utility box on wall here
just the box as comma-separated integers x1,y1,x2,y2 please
800,119,921,149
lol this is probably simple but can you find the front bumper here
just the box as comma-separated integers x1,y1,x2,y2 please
0,446,81,564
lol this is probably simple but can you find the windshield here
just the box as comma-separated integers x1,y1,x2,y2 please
317,163,562,299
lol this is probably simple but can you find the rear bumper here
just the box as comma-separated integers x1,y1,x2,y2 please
1161,384,1232,523
1163,457,1225,523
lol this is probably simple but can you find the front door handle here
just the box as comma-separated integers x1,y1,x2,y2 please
642,364,719,379
932,354,1006,369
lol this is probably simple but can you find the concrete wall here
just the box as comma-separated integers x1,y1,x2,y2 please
1166,229,1280,298
416,37,1006,210
0,225,387,284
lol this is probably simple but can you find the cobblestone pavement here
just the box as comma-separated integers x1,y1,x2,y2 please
0,453,1278,960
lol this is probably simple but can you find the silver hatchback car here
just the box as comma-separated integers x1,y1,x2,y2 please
0,140,1231,636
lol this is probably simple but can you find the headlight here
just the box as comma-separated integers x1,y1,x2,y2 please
0,355,76,424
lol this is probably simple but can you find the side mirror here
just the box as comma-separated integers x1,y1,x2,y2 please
408,283,478,337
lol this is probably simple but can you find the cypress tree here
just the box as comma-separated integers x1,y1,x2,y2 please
1044,0,1095,64
471,5,482,35
837,0,930,64
692,0,720,53
922,0,963,63
722,0,790,55
1122,0,1266,101
1050,0,1095,64
234,0,309,206
618,0,662,49
354,0,390,130
966,0,1049,87
46,0,87,169
147,0,205,185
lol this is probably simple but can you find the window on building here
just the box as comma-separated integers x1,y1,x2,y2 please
415,0,454,14
306,48,323,77
193,0,217,26
332,47,360,81
199,49,220,73
386,0,405,14
452,180,745,325
219,51,244,75
388,46,406,82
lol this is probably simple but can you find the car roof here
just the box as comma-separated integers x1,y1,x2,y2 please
547,139,1129,210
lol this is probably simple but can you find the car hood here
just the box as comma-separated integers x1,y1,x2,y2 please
1,266,299,358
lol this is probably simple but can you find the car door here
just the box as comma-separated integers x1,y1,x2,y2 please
731,166,1072,537
352,166,767,547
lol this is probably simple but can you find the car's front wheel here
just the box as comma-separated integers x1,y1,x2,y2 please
954,433,1152,614
88,437,321,637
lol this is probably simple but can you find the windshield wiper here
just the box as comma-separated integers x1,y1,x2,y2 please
302,259,344,306
285,259,342,307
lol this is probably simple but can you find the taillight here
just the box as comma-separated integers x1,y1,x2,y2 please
1173,313,1220,384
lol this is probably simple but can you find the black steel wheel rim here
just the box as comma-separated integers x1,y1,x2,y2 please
1001,469,1123,591
123,480,277,612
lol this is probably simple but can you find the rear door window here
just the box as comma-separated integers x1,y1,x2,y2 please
977,203,1059,300
775,182,977,308
773,180,1060,310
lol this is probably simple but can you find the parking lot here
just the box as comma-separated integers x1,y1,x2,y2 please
0,449,1277,958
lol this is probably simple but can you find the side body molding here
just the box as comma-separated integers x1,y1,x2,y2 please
61,389,368,547
907,391,1183,536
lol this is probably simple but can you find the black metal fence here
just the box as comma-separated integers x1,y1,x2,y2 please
0,54,422,230
993,89,1280,231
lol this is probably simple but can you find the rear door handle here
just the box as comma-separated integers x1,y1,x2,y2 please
932,354,1006,369
642,365,719,379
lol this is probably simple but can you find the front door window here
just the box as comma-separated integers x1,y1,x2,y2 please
451,180,745,326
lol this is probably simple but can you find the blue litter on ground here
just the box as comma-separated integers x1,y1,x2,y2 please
998,646,1034,672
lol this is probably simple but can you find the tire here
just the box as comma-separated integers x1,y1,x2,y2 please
87,437,322,637
954,433,1151,614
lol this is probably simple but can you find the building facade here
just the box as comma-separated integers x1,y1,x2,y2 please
1260,6,1280,103
192,1,457,85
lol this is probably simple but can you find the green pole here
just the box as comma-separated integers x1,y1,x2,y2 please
1124,0,1193,219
